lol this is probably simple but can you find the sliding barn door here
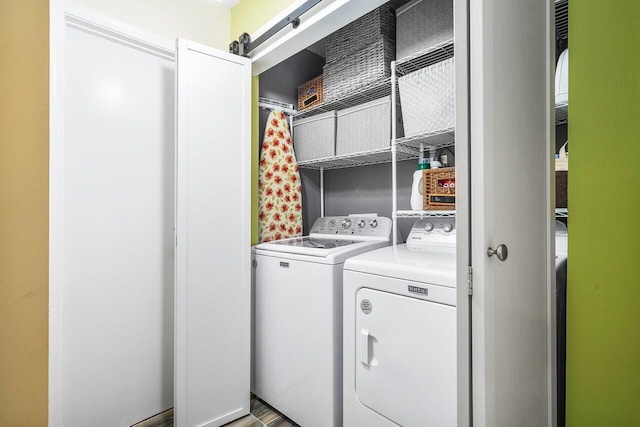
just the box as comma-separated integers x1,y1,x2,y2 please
174,39,251,427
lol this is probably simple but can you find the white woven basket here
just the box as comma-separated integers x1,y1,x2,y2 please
398,57,455,137
396,0,453,60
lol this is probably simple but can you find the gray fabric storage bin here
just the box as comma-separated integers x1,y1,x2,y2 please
336,97,391,156
396,0,453,60
292,111,336,161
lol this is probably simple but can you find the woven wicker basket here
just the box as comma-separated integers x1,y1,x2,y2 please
325,4,395,65
323,36,395,102
555,141,568,208
422,167,456,210
556,171,568,208
298,75,323,110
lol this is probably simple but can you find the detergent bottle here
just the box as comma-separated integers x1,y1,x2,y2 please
410,156,429,211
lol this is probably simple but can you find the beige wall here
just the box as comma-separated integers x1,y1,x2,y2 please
71,0,231,49
0,0,49,425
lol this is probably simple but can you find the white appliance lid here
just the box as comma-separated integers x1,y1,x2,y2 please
254,216,392,262
255,238,390,264
268,236,361,249
344,244,456,288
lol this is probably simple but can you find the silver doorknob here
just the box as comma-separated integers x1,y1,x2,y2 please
487,244,508,261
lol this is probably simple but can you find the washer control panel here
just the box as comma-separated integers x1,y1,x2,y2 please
310,216,392,238
406,218,456,248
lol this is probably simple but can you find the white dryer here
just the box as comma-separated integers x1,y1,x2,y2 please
253,215,392,427
343,218,457,427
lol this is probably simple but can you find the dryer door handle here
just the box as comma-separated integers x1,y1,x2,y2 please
360,329,371,366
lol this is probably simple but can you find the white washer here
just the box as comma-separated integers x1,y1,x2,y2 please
253,215,392,427
343,218,457,427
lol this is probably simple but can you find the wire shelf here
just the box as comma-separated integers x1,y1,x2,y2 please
259,97,296,114
555,0,569,41
395,210,456,218
395,39,455,77
394,208,566,219
556,102,568,125
294,42,455,120
297,144,419,170
395,207,566,219
293,77,392,119
394,127,455,150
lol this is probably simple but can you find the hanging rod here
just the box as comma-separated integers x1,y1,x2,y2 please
230,0,323,56
259,97,297,115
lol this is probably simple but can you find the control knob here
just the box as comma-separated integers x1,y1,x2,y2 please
358,220,366,228
369,219,378,228
423,222,434,232
342,218,352,229
443,223,454,233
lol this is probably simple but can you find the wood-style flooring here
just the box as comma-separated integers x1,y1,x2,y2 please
133,395,299,427
223,397,299,427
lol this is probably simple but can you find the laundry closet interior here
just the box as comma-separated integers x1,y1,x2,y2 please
49,0,566,426
254,3,459,426
258,1,456,242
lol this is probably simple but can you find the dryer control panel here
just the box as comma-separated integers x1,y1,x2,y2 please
406,218,456,248
310,216,392,239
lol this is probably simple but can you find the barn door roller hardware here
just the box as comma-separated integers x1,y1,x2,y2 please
229,0,323,56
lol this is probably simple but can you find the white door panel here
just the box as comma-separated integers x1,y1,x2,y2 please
453,0,472,424
355,288,457,427
468,0,554,426
56,16,175,427
174,39,251,427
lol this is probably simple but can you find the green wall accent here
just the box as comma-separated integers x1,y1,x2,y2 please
231,0,296,245
231,0,296,39
566,2,640,425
